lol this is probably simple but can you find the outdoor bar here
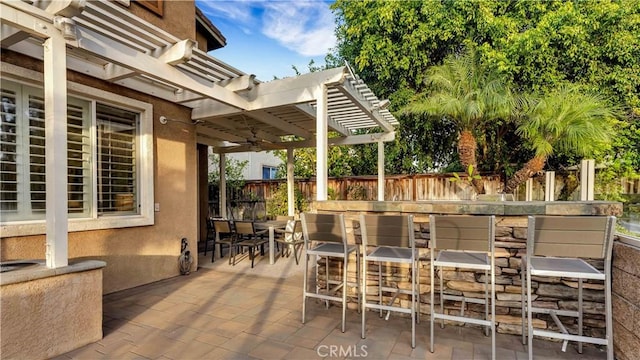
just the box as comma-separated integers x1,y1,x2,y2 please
311,199,639,359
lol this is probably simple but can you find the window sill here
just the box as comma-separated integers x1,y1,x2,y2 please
1,215,154,237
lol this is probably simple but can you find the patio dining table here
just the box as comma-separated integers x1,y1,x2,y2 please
254,220,289,264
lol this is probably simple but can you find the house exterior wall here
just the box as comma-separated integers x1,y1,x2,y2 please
128,0,196,42
0,52,199,294
220,152,283,180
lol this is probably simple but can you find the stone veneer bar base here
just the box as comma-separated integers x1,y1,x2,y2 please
612,236,640,360
0,260,106,360
312,200,627,355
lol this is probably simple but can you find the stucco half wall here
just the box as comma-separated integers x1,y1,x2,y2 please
0,261,105,359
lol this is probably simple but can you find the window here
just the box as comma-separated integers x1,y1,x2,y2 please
97,104,137,215
262,165,277,180
1,78,153,235
1,83,91,221
136,0,163,16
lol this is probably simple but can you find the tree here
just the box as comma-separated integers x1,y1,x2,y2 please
504,85,618,194
402,49,515,193
208,154,248,198
331,0,640,177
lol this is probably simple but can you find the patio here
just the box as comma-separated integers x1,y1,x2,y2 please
56,253,609,360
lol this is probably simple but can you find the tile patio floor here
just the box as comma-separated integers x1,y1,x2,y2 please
57,251,609,360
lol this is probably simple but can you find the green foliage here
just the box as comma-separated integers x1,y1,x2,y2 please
595,159,640,202
265,183,309,217
273,136,359,178
516,85,619,160
327,187,340,200
208,154,248,196
346,184,368,200
450,165,482,187
331,0,640,176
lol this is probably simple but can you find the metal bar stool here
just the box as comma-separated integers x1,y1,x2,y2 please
300,212,360,333
359,214,420,348
521,215,615,360
429,215,496,359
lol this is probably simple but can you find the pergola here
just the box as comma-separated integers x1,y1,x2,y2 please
0,0,397,267
194,68,399,218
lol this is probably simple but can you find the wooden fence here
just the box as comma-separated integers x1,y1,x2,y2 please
235,173,640,202
208,173,640,219
238,173,504,202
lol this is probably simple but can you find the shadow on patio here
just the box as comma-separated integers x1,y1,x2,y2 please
56,252,609,360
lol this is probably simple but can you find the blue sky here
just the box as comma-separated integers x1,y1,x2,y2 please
196,0,337,81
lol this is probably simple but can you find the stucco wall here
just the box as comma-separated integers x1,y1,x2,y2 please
0,265,104,359
128,0,195,42
0,52,199,294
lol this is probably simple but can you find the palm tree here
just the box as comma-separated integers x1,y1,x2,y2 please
403,49,514,194
504,86,618,194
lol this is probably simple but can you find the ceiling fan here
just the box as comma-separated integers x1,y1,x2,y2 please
231,127,271,151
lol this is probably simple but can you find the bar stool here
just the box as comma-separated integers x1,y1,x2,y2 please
300,212,360,333
521,216,615,360
429,215,496,359
359,214,419,348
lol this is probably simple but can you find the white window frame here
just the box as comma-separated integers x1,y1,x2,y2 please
0,64,154,237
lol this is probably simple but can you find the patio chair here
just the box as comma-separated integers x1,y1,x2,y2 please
301,212,360,333
359,214,420,348
429,215,496,360
274,219,303,264
212,219,236,263
521,216,615,360
233,221,268,268
203,217,215,256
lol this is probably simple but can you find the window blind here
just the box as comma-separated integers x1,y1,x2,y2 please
97,104,137,214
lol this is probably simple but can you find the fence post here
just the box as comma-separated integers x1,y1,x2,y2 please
580,159,595,201
545,171,555,201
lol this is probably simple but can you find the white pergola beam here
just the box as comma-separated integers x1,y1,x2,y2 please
158,39,195,66
43,0,86,17
197,126,247,143
215,131,395,153
248,109,311,139
218,74,256,92
73,28,248,110
296,103,351,137
196,136,225,147
104,62,138,81
1,25,31,46
336,80,394,132
192,67,347,119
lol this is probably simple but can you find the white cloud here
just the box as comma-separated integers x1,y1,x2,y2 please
261,1,336,57
196,0,255,25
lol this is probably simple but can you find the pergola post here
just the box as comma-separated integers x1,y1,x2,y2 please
287,148,295,216
580,159,595,201
377,140,385,201
44,34,69,268
525,178,534,201
544,171,555,202
219,153,227,218
316,85,328,201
